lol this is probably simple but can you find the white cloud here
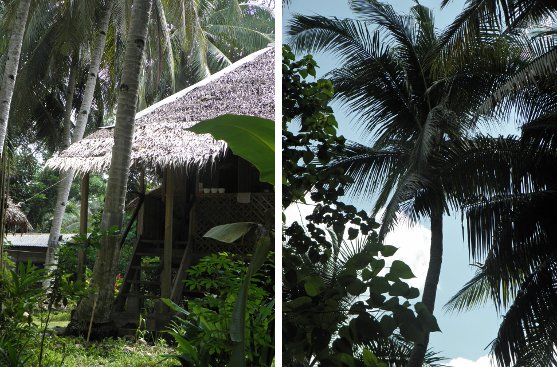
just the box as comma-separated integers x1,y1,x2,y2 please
382,212,431,291
284,199,315,227
448,355,494,367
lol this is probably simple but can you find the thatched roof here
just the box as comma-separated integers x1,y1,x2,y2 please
46,47,274,174
5,198,33,233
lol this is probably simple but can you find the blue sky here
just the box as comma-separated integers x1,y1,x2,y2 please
284,1,518,364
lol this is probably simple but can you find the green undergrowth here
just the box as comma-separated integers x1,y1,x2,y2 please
40,335,178,367
33,310,71,329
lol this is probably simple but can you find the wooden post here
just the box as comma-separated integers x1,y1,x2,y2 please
77,173,89,282
161,169,174,299
140,168,145,193
171,203,195,301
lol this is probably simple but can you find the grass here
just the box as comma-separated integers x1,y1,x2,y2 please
41,334,178,367
33,310,71,330
27,310,178,366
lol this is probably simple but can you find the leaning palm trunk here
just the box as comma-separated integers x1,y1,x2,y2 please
44,3,113,279
0,0,32,153
67,0,152,337
407,204,443,367
44,57,78,284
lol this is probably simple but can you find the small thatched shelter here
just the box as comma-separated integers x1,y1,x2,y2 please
6,198,33,234
45,46,274,332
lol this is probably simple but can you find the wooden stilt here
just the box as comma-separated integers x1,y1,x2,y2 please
77,173,89,282
171,204,196,301
161,169,174,299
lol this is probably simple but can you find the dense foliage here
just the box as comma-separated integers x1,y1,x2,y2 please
282,45,443,367
9,148,107,233
0,260,88,366
165,252,274,367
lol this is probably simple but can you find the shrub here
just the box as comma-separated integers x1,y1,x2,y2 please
165,252,274,367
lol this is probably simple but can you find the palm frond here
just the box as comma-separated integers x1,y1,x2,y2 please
444,268,491,313
350,0,432,104
328,142,406,204
288,15,384,66
491,261,557,367
378,170,432,240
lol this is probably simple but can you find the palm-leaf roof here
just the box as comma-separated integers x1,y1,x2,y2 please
46,46,274,174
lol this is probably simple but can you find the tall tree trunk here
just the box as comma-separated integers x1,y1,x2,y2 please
407,204,443,367
44,3,113,278
67,0,152,337
44,55,78,282
0,0,32,153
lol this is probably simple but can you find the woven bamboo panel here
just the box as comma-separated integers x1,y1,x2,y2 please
192,193,273,255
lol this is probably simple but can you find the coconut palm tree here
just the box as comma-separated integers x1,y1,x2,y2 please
67,0,153,336
442,129,557,366
138,0,275,106
287,1,520,365
438,0,557,104
441,25,557,367
0,0,32,154
44,0,113,276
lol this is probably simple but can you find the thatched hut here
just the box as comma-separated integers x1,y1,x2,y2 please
46,46,274,174
45,46,274,331
6,198,33,234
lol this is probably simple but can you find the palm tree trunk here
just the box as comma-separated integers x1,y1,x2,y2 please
0,0,32,153
44,56,78,282
44,4,113,279
71,3,112,144
67,0,152,337
407,204,443,367
62,53,79,148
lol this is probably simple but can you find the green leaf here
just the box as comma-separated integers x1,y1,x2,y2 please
379,315,397,337
286,296,312,309
399,320,425,344
347,252,371,270
303,150,314,164
389,260,415,279
369,258,385,276
350,313,381,342
415,302,442,332
230,235,272,347
380,245,398,257
362,348,379,367
388,280,410,297
369,277,390,294
203,222,257,243
188,114,275,185
169,332,198,361
304,276,325,297
362,268,374,281
405,287,420,299
347,227,359,240
161,298,189,316
346,278,367,296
